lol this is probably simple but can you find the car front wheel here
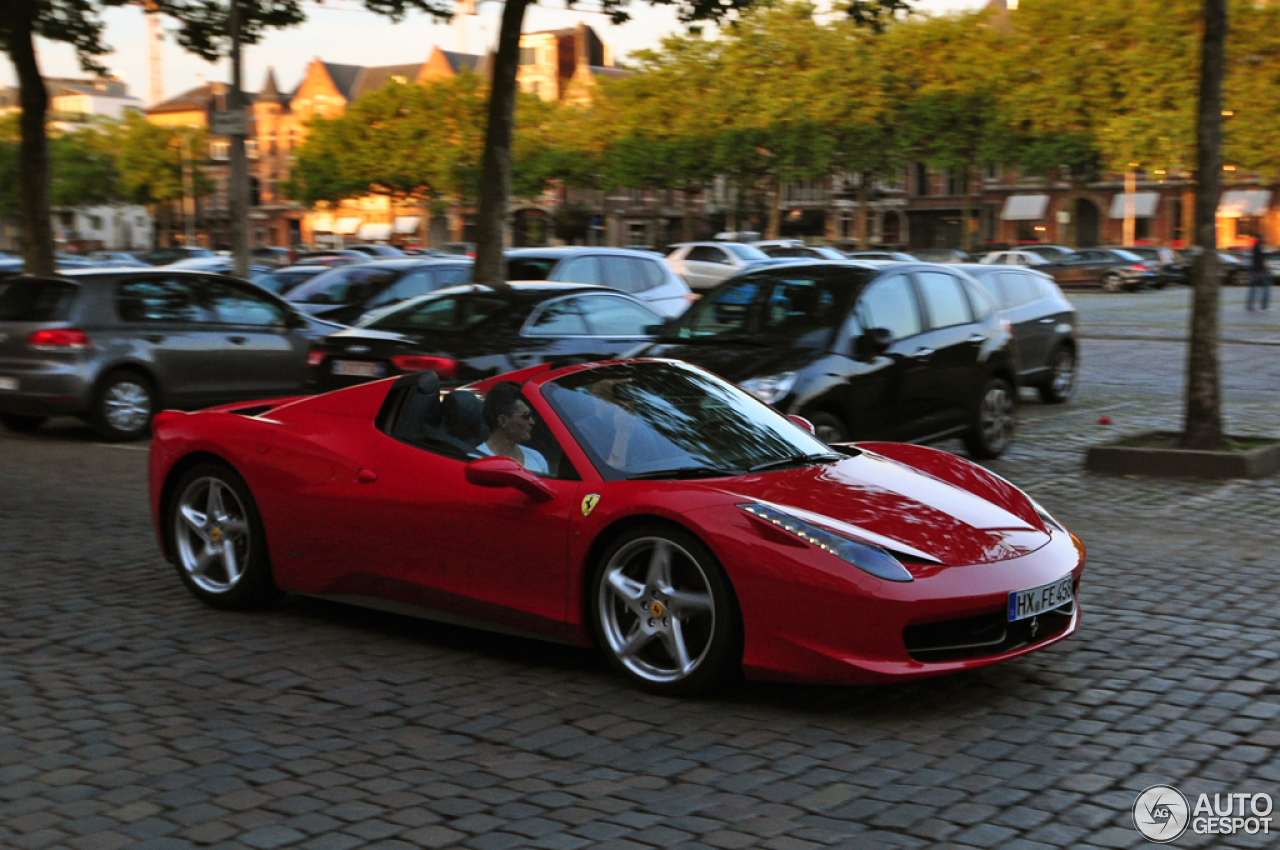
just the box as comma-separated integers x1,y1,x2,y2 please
1039,347,1077,404
169,462,276,610
592,525,740,696
807,411,849,444
91,371,154,441
963,377,1016,459
1101,272,1122,292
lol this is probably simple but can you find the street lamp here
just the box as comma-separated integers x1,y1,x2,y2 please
1124,162,1139,247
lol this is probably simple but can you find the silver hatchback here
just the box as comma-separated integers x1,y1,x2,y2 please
0,269,339,440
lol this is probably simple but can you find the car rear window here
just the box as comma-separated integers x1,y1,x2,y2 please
507,257,558,280
0,280,80,321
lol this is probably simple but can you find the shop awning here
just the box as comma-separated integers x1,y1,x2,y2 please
1108,192,1160,219
311,216,334,233
335,217,363,235
357,222,393,241
1218,189,1272,218
393,216,421,234
1000,194,1049,221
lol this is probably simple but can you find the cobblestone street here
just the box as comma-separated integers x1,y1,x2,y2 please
2,289,1279,850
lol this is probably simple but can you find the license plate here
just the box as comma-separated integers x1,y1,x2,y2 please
331,360,384,378
1008,575,1074,622
0,376,17,391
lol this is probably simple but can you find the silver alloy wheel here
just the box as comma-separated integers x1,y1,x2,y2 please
104,380,151,434
174,477,251,594
979,383,1016,454
598,537,716,684
1050,350,1076,399
1101,272,1121,292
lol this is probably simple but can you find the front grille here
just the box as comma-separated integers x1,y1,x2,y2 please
904,601,1073,663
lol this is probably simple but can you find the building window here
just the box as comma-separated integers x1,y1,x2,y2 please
520,47,536,65
246,140,259,159
914,162,930,197
209,141,229,161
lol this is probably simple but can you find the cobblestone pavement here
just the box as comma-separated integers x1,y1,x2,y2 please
2,312,1279,850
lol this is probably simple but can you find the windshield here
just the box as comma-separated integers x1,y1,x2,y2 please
724,243,769,261
254,269,318,295
363,290,511,332
543,362,835,481
287,267,394,304
669,268,862,349
1111,249,1144,263
507,257,559,280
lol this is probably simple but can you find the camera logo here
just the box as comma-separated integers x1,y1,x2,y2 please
1134,785,1190,843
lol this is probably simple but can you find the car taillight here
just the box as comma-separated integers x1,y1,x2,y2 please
1131,264,1147,271
307,350,327,367
684,293,701,303
391,355,457,377
27,328,91,351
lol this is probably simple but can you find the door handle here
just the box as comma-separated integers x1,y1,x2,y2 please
1039,318,1055,324
356,468,378,483
143,334,164,344
967,334,987,343
227,335,247,345
910,347,935,360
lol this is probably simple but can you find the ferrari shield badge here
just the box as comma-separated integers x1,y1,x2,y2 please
581,494,601,517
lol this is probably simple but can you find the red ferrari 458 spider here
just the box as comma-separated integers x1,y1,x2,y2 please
149,358,1085,695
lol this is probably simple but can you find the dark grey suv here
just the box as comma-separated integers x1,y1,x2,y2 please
0,269,340,440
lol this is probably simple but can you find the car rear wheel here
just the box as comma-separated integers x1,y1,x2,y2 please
91,371,154,441
807,411,849,444
1038,347,1077,404
963,377,1016,459
169,462,276,610
1229,269,1249,287
0,414,46,433
591,525,739,696
1101,272,1122,292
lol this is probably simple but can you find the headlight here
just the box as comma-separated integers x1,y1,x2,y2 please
740,371,798,405
739,504,913,582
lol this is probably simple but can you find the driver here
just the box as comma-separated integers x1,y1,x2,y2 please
477,382,550,474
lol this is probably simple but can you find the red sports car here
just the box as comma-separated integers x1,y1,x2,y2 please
149,359,1085,695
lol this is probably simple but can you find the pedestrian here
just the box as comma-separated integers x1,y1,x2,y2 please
1247,236,1271,311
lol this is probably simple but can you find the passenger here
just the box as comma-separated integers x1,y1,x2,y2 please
478,381,550,474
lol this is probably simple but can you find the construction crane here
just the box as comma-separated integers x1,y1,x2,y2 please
140,1,163,106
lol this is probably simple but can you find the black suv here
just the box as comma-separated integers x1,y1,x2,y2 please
637,260,1019,458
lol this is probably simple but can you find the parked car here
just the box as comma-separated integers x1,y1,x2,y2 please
958,265,1078,403
346,244,405,259
133,246,217,266
844,251,916,262
151,357,1085,694
756,243,849,261
1038,248,1161,291
85,251,148,266
505,247,695,318
306,282,667,392
164,256,274,281
979,250,1051,267
1018,244,1075,263
665,241,774,291
294,250,369,267
636,260,1019,458
437,242,476,257
1216,250,1254,286
910,248,972,264
0,270,341,440
1114,246,1181,287
250,246,296,268
252,265,329,297
285,257,473,325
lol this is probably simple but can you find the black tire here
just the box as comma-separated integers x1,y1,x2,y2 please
91,370,155,441
807,411,849,444
1101,272,1122,292
1230,269,1249,287
1038,346,1077,404
963,377,1017,460
167,462,277,610
0,413,46,433
590,523,740,696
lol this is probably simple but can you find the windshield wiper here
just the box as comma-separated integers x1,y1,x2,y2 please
747,452,844,473
626,466,741,480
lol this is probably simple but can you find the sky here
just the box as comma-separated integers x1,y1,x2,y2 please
2,0,987,104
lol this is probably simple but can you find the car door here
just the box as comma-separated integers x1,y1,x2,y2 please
573,293,665,360
198,276,309,399
507,295,593,369
997,271,1052,376
683,245,734,290
846,272,933,440
112,274,230,406
910,270,983,435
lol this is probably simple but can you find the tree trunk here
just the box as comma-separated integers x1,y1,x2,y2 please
471,0,529,289
857,171,870,249
766,176,782,240
1182,0,1226,450
961,164,974,255
6,0,55,275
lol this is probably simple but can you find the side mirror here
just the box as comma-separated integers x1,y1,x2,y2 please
464,455,555,502
854,327,893,360
787,414,816,435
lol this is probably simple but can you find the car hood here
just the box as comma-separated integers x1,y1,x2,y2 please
641,341,819,383
708,445,1051,568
